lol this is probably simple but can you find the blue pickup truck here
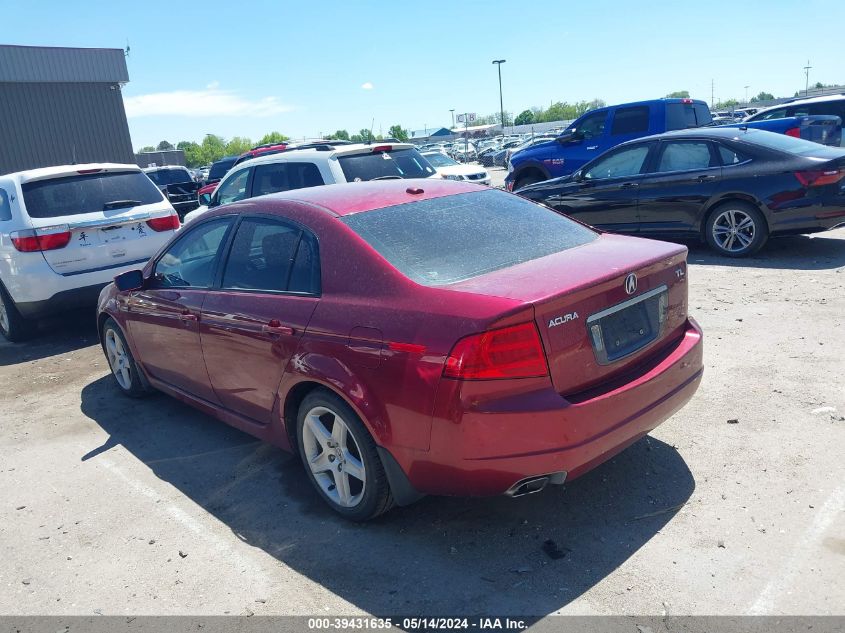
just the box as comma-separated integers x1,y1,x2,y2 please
505,98,842,190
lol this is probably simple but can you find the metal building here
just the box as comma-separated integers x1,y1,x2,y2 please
0,44,135,175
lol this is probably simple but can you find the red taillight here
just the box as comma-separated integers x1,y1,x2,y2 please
146,214,180,232
10,228,72,252
372,145,392,153
77,168,103,174
794,169,845,187
444,322,548,380
785,127,801,138
680,98,693,104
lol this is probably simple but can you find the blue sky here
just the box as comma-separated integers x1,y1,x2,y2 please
6,0,844,149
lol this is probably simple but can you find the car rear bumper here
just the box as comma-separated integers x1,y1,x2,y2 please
15,282,110,319
393,317,703,497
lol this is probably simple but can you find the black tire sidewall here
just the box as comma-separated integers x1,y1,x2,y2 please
296,390,389,521
101,317,148,398
514,173,542,191
705,202,768,257
0,282,32,342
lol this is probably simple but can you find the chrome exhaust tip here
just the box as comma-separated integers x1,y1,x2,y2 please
505,471,567,498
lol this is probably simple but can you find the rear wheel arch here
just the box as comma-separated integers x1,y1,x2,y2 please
513,164,549,190
700,195,768,238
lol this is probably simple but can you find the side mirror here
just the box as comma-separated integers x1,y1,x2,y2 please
573,169,585,182
114,269,145,292
557,130,581,144
199,192,212,206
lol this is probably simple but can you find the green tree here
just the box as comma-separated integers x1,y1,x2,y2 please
200,134,227,165
329,129,350,141
224,136,253,156
156,140,174,151
176,141,202,167
138,145,156,153
665,90,690,98
713,98,739,110
358,128,375,142
257,131,289,145
514,109,534,125
387,124,409,142
749,91,775,103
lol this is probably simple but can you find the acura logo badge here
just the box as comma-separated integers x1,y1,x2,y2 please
624,273,638,295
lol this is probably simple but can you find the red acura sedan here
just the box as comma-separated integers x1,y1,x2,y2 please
97,180,703,520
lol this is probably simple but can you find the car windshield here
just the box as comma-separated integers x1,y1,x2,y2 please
22,171,164,218
337,148,436,181
423,153,458,167
342,189,597,286
146,169,193,186
741,129,845,157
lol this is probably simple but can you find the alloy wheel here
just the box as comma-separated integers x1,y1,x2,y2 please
711,208,756,253
104,328,132,390
301,406,367,508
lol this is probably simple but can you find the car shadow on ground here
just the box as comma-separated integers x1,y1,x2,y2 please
684,233,845,271
0,309,97,366
80,375,695,615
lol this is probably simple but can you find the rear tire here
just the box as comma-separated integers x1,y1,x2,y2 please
705,202,768,257
101,317,151,398
296,389,394,521
0,283,33,342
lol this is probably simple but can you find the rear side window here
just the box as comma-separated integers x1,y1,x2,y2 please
0,188,11,221
21,171,164,219
252,162,325,196
809,100,845,120
665,103,712,129
222,218,319,294
338,148,436,181
611,106,650,135
655,141,717,172
341,189,597,286
718,144,750,165
154,217,233,288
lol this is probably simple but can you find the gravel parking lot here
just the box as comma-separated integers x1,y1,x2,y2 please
1,228,843,618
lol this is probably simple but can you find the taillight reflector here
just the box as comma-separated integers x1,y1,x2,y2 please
785,127,801,138
146,214,180,232
372,145,392,153
388,341,426,354
10,228,72,252
444,322,548,380
77,168,103,174
794,169,845,187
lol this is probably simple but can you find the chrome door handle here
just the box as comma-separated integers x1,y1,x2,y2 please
262,319,294,335
180,310,198,322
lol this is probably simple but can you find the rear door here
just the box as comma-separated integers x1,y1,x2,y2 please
200,215,320,424
546,142,654,232
126,216,235,402
637,139,722,236
20,169,176,275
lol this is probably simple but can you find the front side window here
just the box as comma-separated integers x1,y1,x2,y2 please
215,169,250,205
757,107,787,120
154,217,233,288
572,111,608,139
252,162,325,197
221,218,320,294
584,145,650,180
655,141,716,172
611,106,650,135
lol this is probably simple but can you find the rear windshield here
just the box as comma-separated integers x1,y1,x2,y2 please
146,169,193,186
741,129,844,157
22,171,164,219
423,153,458,167
338,148,436,181
342,189,597,286
209,157,238,180
666,102,712,129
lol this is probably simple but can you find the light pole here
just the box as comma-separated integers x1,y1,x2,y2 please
449,109,455,129
804,60,812,96
744,85,749,106
492,59,506,133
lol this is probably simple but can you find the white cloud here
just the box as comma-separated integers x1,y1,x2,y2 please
361,82,374,90
124,85,292,118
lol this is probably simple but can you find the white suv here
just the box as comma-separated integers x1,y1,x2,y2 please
184,142,439,223
0,163,179,341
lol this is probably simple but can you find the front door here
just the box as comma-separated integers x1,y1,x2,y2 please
546,142,654,232
200,216,321,424
127,216,235,402
637,140,722,236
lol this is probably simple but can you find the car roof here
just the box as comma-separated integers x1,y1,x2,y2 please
233,142,417,170
8,163,141,183
143,165,189,171
233,178,480,217
621,126,779,144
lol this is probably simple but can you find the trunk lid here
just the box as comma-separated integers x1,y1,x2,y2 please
448,233,690,395
20,167,176,275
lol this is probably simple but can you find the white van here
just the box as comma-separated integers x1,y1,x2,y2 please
0,163,179,341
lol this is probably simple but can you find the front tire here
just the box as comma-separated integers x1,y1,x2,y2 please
513,172,543,191
297,389,394,521
705,202,768,257
0,283,33,342
101,317,151,398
